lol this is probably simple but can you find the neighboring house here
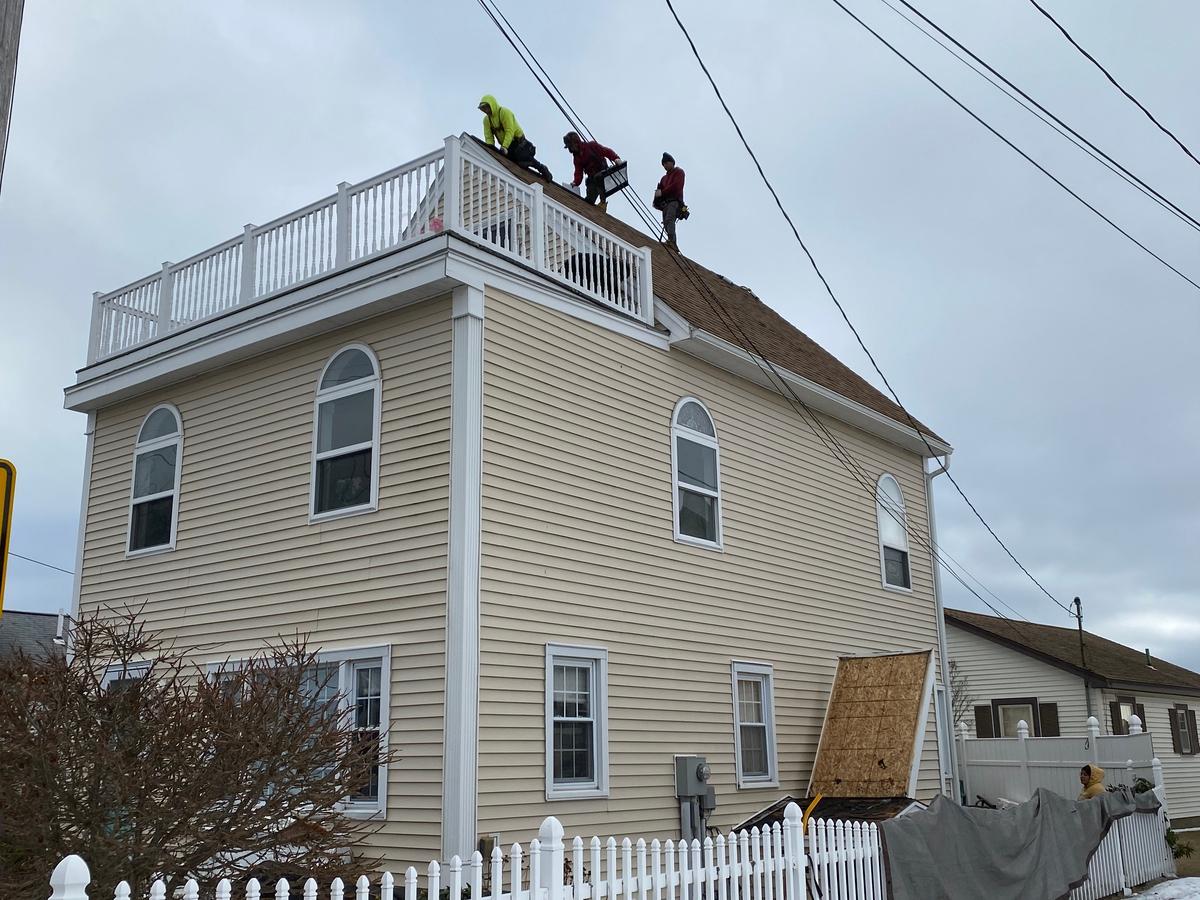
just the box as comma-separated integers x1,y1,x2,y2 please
0,608,63,659
947,608,1200,825
63,133,957,868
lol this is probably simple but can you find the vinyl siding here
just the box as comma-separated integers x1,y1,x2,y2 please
77,297,454,867
477,288,944,847
947,624,1097,736
1097,688,1200,820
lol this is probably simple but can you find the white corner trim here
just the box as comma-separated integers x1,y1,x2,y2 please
679,329,953,458
442,283,484,860
68,410,97,659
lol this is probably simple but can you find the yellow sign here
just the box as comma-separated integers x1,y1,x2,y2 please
0,459,14,617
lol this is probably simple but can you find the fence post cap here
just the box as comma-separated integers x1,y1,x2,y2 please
50,855,90,892
1087,716,1100,728
1017,719,1030,738
539,815,565,843
783,801,803,822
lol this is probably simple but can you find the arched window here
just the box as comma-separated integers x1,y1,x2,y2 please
312,344,381,519
128,404,183,554
876,474,911,590
671,398,722,547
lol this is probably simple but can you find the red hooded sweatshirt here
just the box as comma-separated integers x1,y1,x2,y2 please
657,167,685,203
572,141,620,185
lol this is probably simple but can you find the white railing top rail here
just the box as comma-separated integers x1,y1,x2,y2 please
87,135,656,365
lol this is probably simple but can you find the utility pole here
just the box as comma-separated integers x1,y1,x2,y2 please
1074,596,1093,717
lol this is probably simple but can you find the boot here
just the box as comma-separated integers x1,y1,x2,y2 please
598,200,609,214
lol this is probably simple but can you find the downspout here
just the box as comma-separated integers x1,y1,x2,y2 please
925,455,961,802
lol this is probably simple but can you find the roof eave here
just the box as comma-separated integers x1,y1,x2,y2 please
676,327,952,458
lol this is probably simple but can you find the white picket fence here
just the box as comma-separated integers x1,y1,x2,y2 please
45,805,886,900
42,796,1176,900
957,715,1159,806
87,134,655,365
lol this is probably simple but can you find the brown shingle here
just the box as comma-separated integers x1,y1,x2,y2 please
946,608,1200,692
473,139,945,445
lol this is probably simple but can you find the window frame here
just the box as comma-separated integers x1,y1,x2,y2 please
875,473,912,593
544,643,609,801
204,644,391,818
309,343,383,524
126,403,184,558
1174,704,1197,756
731,660,779,789
101,660,151,690
670,396,724,551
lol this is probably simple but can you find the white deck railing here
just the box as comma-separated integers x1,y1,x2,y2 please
86,137,654,365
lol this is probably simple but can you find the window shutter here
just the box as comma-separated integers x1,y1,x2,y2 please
974,705,995,738
1188,711,1200,757
1110,701,1126,735
1135,704,1147,730
1038,703,1060,737
1169,709,1184,754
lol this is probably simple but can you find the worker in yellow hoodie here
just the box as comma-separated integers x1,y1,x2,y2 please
478,94,552,182
1078,764,1106,800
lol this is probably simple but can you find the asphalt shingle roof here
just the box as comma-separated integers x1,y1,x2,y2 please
0,609,62,659
946,608,1200,693
475,139,945,445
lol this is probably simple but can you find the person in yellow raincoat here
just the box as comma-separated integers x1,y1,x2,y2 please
478,94,552,182
1078,764,1106,800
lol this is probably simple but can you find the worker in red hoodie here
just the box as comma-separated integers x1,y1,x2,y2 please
653,152,686,251
563,131,621,209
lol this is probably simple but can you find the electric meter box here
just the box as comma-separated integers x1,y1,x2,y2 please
675,754,711,798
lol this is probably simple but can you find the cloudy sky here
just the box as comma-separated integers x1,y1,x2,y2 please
1,1,1197,669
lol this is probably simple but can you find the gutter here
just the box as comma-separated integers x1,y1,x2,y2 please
925,456,961,801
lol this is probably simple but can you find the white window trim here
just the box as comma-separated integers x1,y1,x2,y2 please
731,660,779,789
205,643,392,819
876,473,912,594
126,403,184,559
101,660,151,689
545,643,609,801
309,343,383,524
670,396,724,551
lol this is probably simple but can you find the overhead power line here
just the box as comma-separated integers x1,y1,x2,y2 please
882,0,1200,234
662,0,1080,617
9,551,75,576
1026,0,1200,170
475,0,1042,644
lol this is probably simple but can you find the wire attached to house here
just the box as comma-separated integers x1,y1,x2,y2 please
882,0,1200,234
1025,0,1200,170
474,0,1041,645
663,0,1081,616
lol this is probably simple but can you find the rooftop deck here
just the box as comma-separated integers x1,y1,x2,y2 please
86,135,655,366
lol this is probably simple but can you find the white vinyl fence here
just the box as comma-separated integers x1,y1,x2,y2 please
42,796,1175,900
957,715,1159,806
46,805,886,900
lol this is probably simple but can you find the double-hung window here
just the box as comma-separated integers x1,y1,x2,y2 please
671,397,722,548
545,644,608,799
127,405,183,555
311,345,381,520
876,474,911,590
732,661,778,788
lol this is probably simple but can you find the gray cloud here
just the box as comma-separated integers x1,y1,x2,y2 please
2,0,1196,669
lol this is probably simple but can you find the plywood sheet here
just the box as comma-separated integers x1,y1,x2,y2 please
808,650,934,798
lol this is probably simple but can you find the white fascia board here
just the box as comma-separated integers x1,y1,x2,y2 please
677,329,953,458
654,300,693,344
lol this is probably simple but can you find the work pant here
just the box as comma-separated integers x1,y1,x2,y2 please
584,173,604,205
661,199,681,243
508,136,552,181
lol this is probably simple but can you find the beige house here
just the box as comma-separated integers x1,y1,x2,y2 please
64,134,956,869
947,608,1200,825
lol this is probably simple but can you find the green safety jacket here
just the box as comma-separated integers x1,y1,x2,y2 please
480,94,524,150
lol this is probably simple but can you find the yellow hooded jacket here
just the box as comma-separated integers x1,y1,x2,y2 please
1079,764,1106,800
479,94,523,151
